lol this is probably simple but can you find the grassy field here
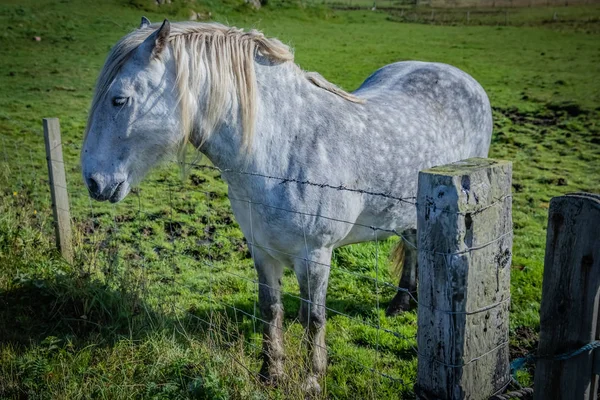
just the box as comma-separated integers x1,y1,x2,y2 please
385,5,600,32
0,0,599,398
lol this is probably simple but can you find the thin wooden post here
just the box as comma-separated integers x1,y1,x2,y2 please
534,193,600,400
415,158,512,399
43,118,73,263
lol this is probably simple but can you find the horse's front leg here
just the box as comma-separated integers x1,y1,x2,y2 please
294,247,332,394
254,249,285,384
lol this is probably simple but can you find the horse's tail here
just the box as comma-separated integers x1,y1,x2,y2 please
389,239,405,282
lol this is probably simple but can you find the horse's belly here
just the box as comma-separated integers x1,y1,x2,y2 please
228,184,363,263
339,198,416,245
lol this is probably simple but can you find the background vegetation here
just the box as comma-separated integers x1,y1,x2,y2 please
0,0,599,398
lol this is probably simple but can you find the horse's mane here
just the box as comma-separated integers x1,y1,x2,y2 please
86,22,363,155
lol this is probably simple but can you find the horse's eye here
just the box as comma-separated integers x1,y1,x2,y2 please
112,97,128,107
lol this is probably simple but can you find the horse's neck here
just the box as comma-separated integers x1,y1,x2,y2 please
194,61,340,173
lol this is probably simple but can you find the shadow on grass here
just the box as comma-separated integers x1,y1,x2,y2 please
0,275,152,346
0,268,418,350
0,274,416,399
0,274,271,399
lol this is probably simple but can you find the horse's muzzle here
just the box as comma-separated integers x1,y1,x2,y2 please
85,173,129,203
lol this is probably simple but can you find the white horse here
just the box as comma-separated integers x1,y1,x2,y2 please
81,18,492,392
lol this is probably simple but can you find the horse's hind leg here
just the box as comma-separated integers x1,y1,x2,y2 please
255,249,285,384
294,247,332,395
386,229,418,317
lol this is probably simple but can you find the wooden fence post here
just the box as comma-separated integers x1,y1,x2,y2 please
415,158,512,399
43,118,73,263
534,193,600,400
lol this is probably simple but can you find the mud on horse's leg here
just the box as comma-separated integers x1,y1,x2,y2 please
386,229,418,317
255,250,285,384
295,248,332,395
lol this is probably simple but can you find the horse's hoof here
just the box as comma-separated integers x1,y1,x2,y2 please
385,297,412,317
259,362,284,387
302,375,322,397
259,372,283,387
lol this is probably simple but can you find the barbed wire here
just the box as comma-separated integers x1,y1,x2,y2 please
186,163,513,218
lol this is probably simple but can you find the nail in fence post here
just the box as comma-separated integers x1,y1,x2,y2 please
534,193,600,400
415,158,512,399
43,118,73,263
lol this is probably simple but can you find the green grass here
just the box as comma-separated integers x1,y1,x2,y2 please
0,0,599,398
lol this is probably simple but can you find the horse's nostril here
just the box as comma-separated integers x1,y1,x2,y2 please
88,177,99,194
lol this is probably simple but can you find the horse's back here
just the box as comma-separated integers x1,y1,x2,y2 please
354,61,492,159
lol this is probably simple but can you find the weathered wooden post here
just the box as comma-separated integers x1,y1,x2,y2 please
43,118,73,263
415,158,512,399
534,193,600,400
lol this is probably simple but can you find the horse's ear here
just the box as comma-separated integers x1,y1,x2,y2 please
151,19,170,59
140,16,151,29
